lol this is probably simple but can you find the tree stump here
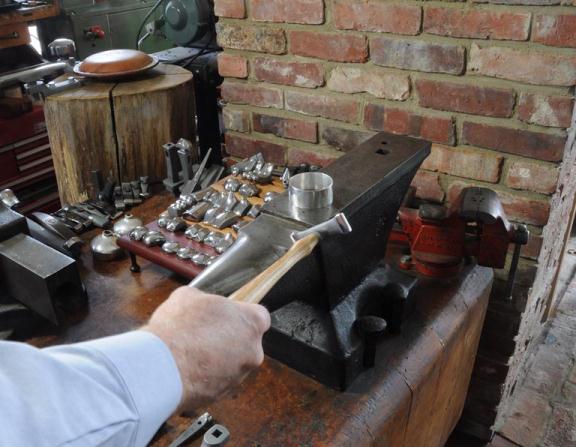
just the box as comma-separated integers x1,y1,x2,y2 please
44,64,195,204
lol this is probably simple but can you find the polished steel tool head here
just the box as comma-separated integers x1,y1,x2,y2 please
291,212,352,242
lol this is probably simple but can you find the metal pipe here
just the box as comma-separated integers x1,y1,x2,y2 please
0,61,72,90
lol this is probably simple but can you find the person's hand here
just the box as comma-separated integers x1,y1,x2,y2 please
142,286,270,411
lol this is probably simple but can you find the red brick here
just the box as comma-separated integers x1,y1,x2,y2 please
490,434,521,447
524,235,543,260
333,0,421,35
364,104,455,145
221,81,283,109
422,144,503,183
561,381,576,403
534,14,576,48
253,58,323,88
541,406,576,447
486,0,571,3
216,23,286,54
286,147,341,167
411,170,445,202
290,31,368,63
499,388,551,447
217,53,248,79
251,0,324,24
285,91,359,123
225,134,286,165
518,93,574,129
506,160,559,194
416,79,515,118
462,122,566,162
253,113,317,143
223,108,250,133
321,126,375,152
371,37,465,75
522,339,573,396
327,67,410,101
214,0,245,18
448,182,551,226
424,7,530,41
474,0,567,4
469,43,576,87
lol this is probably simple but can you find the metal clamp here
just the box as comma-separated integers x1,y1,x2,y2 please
504,224,530,300
169,412,213,447
24,77,83,98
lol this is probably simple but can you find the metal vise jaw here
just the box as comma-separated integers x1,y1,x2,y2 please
191,132,431,389
0,205,87,327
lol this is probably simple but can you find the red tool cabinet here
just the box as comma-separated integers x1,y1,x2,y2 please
0,105,60,214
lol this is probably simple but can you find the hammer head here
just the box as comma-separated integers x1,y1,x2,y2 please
291,212,352,242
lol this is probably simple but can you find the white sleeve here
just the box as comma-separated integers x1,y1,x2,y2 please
0,330,183,447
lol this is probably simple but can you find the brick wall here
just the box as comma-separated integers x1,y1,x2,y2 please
214,0,576,437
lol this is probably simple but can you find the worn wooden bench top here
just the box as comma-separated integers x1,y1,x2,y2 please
29,193,493,447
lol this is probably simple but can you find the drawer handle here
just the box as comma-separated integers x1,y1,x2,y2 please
0,31,19,40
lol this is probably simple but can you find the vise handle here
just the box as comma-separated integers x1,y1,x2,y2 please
229,233,320,304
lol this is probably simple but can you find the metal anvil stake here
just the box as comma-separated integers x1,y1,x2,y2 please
191,132,431,389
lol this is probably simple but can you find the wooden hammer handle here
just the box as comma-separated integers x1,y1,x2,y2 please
229,233,320,304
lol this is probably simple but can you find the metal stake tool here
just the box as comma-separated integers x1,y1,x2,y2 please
227,213,352,304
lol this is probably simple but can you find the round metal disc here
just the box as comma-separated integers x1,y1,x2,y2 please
164,0,202,46
74,49,159,79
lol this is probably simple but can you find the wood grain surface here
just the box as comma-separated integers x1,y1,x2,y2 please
28,193,493,447
0,22,30,49
0,3,60,27
44,83,118,204
112,65,195,182
44,64,195,204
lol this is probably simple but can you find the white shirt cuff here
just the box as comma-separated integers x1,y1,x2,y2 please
78,330,183,446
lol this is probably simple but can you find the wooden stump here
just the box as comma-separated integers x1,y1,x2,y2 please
44,64,195,204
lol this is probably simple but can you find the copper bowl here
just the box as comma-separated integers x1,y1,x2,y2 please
74,49,159,79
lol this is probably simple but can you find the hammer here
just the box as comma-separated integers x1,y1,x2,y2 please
229,213,352,304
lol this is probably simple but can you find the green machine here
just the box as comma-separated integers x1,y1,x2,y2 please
38,0,216,59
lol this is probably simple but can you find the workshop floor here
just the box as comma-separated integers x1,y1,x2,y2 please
447,233,576,447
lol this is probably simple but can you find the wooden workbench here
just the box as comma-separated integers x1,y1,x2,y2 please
0,2,60,27
30,193,493,447
0,2,60,49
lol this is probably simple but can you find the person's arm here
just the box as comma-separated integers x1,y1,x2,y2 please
0,287,270,447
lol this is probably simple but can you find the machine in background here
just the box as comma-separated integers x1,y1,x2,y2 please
37,0,169,59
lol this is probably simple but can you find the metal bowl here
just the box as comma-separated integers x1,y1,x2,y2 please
113,214,143,236
91,230,124,261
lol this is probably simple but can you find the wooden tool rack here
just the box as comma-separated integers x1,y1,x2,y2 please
117,176,286,279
